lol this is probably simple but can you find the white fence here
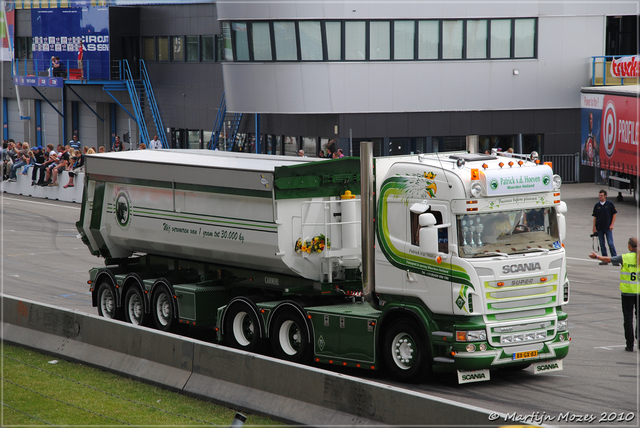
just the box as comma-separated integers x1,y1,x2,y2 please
2,168,84,203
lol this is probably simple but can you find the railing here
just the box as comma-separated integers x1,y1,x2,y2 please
139,59,168,149
590,55,639,86
122,59,149,147
542,153,579,183
11,58,111,80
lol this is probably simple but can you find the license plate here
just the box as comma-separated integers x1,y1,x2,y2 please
513,350,538,360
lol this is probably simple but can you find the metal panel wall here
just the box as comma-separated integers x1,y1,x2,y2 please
7,99,25,143
40,102,61,148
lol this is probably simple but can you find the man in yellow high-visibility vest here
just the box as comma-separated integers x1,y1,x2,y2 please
590,237,640,352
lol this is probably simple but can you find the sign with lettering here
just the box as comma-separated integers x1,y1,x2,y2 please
13,75,63,88
581,91,638,172
481,165,553,196
610,55,639,79
31,7,110,79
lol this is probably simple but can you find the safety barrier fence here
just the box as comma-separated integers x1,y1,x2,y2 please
2,295,503,426
2,167,83,203
543,153,579,183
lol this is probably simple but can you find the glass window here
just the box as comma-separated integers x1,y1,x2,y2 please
442,20,463,59
171,36,183,61
188,130,201,150
274,21,297,60
466,20,487,59
514,18,535,58
186,36,199,61
252,22,272,61
157,37,169,62
202,35,215,61
418,20,439,59
284,136,298,156
143,37,155,61
222,22,233,61
326,21,342,60
345,21,366,60
370,21,390,60
302,137,316,157
300,21,322,61
232,23,249,61
490,19,511,58
394,21,415,60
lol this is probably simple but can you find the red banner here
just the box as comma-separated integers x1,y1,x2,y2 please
599,94,639,175
610,55,640,78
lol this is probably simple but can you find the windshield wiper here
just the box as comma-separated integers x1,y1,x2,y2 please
472,251,510,258
511,248,550,254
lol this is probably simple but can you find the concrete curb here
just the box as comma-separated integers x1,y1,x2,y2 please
2,295,504,426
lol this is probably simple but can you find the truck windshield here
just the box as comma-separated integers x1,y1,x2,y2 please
456,208,561,258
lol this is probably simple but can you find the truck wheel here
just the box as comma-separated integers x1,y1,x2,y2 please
271,310,310,363
124,287,148,326
224,302,262,353
383,320,431,383
97,281,121,320
152,286,176,332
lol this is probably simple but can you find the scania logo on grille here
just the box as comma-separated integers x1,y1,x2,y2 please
502,262,542,274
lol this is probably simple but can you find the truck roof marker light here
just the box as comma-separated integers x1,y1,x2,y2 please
497,282,505,287
498,162,504,168
470,169,479,180
482,163,488,169
544,161,553,169
518,160,524,166
508,161,514,167
535,159,540,164
436,256,442,264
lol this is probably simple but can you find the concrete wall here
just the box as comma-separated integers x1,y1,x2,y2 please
2,295,506,426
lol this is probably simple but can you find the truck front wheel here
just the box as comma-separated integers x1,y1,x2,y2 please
224,302,262,353
383,320,431,383
97,281,121,320
270,310,310,363
152,286,176,332
125,287,148,326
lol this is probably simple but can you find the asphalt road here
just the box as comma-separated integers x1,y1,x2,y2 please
2,182,639,426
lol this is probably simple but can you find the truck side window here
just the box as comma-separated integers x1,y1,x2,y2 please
411,209,448,253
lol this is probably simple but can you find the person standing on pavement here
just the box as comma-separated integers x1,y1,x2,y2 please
589,237,639,351
593,189,618,265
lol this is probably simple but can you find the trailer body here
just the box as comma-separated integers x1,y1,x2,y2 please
581,85,639,200
78,147,570,383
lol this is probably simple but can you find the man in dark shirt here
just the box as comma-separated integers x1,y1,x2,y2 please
593,189,618,265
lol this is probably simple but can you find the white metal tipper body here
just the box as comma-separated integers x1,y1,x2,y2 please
78,149,362,282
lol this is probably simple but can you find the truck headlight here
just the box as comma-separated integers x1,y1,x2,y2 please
557,319,568,331
456,329,487,342
470,182,482,198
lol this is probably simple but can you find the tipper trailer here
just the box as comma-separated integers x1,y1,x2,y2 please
77,143,570,383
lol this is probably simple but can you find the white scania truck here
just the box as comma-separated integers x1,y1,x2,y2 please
77,142,570,384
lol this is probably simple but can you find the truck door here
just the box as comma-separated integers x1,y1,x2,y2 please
404,201,453,309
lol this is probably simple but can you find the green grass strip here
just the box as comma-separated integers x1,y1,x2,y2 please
2,344,282,427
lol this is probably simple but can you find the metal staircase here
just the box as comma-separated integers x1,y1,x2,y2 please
102,59,166,148
209,91,243,151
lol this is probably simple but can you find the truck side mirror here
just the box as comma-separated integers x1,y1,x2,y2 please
557,201,567,242
418,213,439,255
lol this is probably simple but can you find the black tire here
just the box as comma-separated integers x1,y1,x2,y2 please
97,281,121,320
270,310,310,363
224,301,262,353
152,286,176,332
124,287,149,326
382,320,431,383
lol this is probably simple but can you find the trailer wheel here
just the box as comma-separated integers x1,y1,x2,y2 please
124,287,148,326
224,302,262,353
383,320,431,383
97,281,121,320
271,310,310,363
152,286,176,332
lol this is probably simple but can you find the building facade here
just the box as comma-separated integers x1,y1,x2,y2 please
2,1,637,181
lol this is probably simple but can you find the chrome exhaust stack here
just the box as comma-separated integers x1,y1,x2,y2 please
360,141,379,310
